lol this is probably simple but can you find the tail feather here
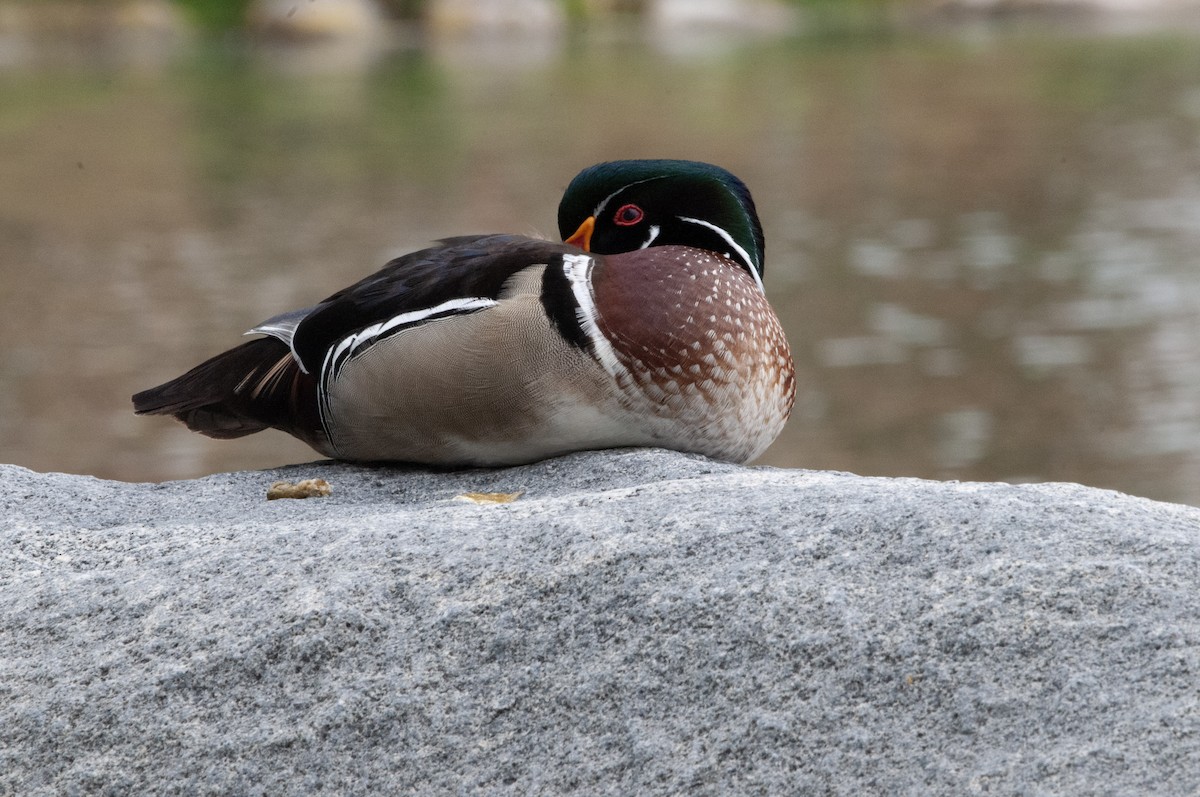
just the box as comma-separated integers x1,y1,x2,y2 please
133,337,324,447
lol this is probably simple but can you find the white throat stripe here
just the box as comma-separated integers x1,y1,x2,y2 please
639,225,661,249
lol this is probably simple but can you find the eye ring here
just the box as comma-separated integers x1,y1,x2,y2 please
613,203,644,226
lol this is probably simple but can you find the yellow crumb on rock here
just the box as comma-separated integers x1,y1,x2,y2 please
455,491,523,505
267,478,332,500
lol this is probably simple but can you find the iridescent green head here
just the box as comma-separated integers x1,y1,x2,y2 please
558,159,766,290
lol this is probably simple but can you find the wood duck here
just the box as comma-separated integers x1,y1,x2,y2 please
133,160,796,465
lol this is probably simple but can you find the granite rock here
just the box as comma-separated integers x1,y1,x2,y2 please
2,449,1198,795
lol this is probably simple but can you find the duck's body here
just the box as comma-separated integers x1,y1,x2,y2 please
134,161,795,465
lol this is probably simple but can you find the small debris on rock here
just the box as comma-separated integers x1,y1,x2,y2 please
267,478,332,500
455,491,522,505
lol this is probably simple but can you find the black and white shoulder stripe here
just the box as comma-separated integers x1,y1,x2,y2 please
319,296,497,385
540,252,629,380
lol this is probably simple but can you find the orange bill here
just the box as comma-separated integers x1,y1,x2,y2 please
565,216,595,250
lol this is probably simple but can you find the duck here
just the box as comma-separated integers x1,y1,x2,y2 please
133,159,796,465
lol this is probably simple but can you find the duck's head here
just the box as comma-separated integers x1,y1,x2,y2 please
557,159,766,291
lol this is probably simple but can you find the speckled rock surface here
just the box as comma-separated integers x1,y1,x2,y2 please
3,449,1198,795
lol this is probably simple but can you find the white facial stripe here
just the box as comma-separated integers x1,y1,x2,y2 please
562,253,627,378
677,215,764,293
592,176,662,218
639,225,661,249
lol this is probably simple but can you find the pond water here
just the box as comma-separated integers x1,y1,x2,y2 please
3,18,1200,506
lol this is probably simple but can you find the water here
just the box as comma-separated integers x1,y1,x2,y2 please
2,19,1199,506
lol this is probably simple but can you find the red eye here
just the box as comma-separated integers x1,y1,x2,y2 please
613,203,644,226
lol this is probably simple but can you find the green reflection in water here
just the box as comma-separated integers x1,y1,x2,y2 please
179,46,457,216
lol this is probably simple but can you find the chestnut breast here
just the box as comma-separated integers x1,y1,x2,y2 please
589,245,795,433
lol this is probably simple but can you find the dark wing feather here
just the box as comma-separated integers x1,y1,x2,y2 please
289,234,572,372
132,337,323,445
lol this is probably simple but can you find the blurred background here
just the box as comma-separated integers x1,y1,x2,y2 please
2,0,1200,506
